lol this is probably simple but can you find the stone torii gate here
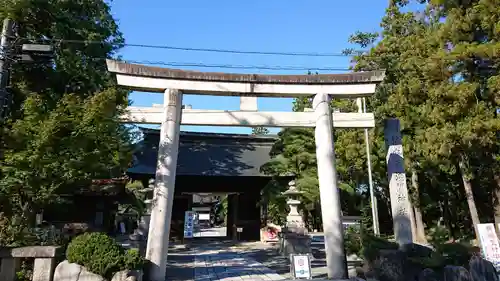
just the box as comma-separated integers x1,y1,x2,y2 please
106,59,390,280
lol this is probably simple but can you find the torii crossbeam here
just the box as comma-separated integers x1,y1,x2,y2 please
122,107,375,128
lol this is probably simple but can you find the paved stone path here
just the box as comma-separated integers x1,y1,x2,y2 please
193,251,286,281
165,232,364,280
163,239,287,281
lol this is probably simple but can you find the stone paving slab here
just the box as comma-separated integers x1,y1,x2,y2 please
194,253,286,281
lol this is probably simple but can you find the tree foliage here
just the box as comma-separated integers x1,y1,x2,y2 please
0,0,132,234
262,0,500,242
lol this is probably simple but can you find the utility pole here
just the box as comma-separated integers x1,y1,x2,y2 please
356,97,380,235
0,18,14,121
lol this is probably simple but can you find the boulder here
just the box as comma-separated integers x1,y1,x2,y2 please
469,256,499,281
78,267,104,281
53,260,82,281
418,268,439,281
372,249,424,281
111,270,143,281
401,243,434,258
53,260,104,281
443,265,472,281
112,270,137,281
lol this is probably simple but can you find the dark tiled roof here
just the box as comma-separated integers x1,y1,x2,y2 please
128,129,276,177
107,59,385,85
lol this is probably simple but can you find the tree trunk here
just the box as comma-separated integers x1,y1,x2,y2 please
261,201,268,227
494,174,500,227
458,158,481,242
411,169,428,244
409,204,418,242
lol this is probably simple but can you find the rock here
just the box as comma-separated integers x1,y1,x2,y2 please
53,260,82,281
418,268,439,281
78,267,105,281
443,265,472,281
53,260,108,281
373,250,406,281
112,270,129,281
373,249,423,281
348,264,359,278
401,243,434,258
112,270,141,281
279,232,312,257
469,256,499,281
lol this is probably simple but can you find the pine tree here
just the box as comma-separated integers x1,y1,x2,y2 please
344,1,445,241
415,0,500,240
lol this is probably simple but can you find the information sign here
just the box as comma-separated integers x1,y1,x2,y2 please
478,223,500,270
290,254,312,279
183,211,195,238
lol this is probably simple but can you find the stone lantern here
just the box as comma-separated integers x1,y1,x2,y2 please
279,180,312,257
130,179,154,253
137,178,154,237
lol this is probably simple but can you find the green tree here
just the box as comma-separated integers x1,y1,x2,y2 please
260,127,320,228
414,0,500,239
262,96,366,229
346,1,439,242
346,0,500,242
0,0,132,228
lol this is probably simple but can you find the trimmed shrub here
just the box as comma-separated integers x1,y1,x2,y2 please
361,233,399,262
66,232,143,279
123,248,144,270
344,226,362,257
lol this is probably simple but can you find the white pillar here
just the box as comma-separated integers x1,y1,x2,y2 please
356,98,380,235
384,118,413,245
146,89,183,281
313,93,347,279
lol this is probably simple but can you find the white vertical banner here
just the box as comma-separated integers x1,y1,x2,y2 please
478,223,500,268
184,211,195,238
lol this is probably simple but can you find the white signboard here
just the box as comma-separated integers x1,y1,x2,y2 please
119,222,126,234
478,223,500,268
198,213,210,221
290,254,312,279
183,211,195,238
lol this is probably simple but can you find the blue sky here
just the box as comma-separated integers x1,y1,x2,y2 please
110,0,389,134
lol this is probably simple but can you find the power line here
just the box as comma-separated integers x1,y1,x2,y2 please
112,59,352,71
16,54,353,72
17,37,365,58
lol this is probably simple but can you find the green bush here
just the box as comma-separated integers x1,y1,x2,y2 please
344,226,363,257
360,233,399,262
123,248,144,270
435,242,475,268
66,232,144,279
428,225,452,247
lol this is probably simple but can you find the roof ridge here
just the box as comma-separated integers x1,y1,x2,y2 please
140,128,277,140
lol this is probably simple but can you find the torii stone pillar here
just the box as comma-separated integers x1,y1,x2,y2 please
313,93,347,279
146,89,183,281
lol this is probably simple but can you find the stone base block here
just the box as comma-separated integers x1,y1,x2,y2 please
278,232,312,257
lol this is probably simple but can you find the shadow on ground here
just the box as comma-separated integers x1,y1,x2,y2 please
165,239,333,280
